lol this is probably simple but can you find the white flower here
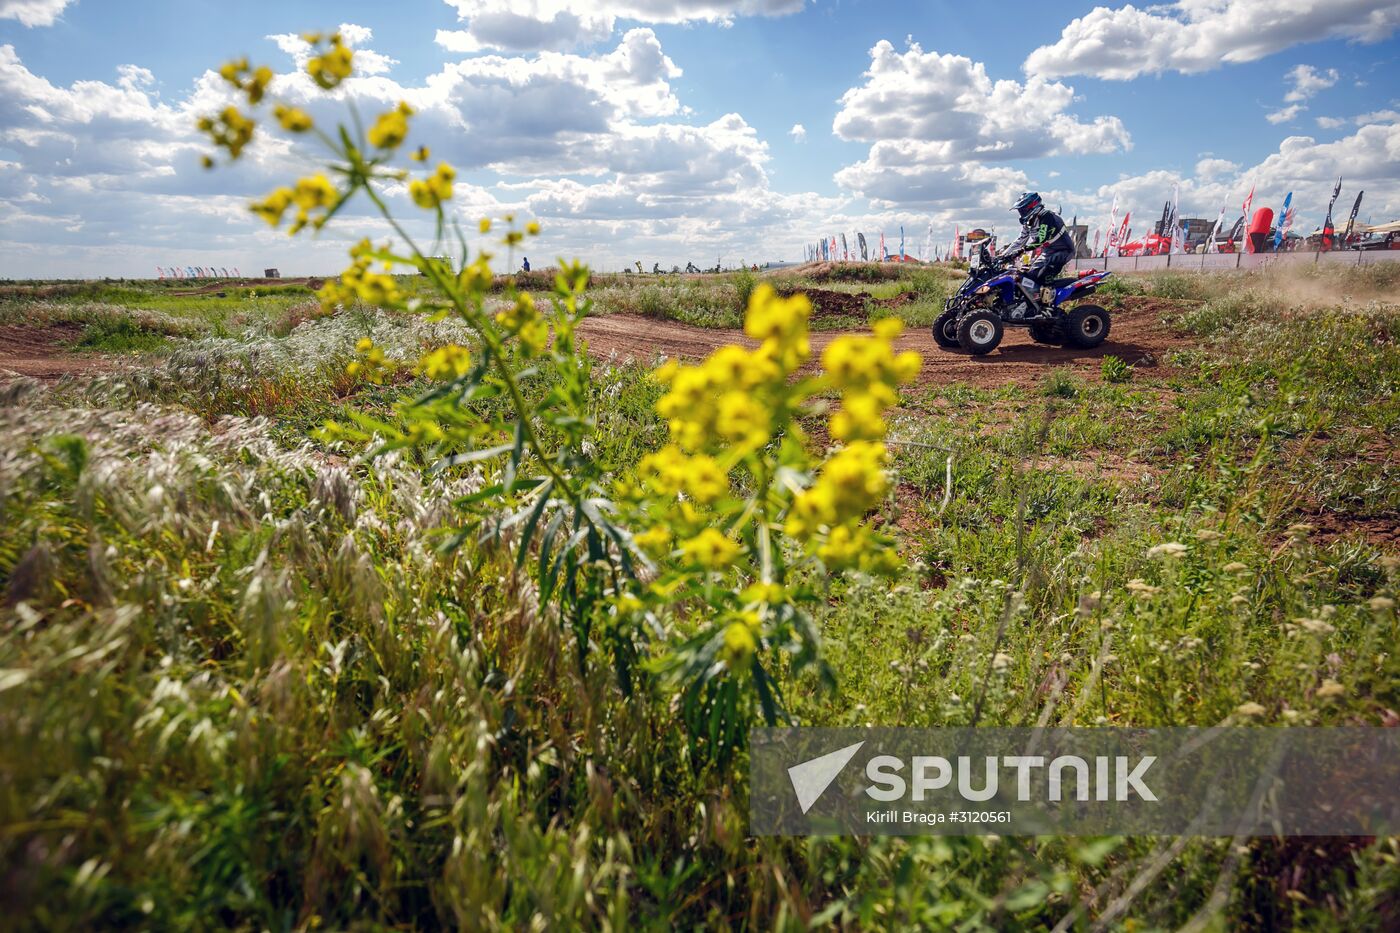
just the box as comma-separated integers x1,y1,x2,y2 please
1147,542,1188,559
1195,529,1223,541
1126,578,1161,597
1235,701,1267,717
1223,562,1249,573
991,652,1012,672
1296,617,1336,635
1369,596,1395,611
1315,679,1345,699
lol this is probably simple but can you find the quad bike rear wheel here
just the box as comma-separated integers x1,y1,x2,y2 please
932,309,961,349
956,310,1004,355
1063,304,1111,349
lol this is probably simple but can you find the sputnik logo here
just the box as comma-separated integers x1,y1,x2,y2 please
788,741,865,814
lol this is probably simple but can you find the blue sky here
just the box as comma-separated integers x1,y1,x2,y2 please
1,0,1397,276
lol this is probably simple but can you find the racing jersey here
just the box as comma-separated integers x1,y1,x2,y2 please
1003,209,1072,257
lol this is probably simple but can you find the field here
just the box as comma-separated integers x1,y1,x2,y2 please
3,261,1399,929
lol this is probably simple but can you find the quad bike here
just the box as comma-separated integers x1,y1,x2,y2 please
933,242,1112,355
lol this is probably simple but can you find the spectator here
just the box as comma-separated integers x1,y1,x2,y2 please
522,256,530,272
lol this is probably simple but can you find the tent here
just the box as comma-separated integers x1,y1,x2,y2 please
1357,220,1400,235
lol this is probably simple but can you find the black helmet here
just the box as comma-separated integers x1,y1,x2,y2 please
1013,191,1043,221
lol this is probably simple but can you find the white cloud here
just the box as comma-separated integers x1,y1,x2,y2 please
1025,0,1400,81
789,123,806,142
0,0,74,27
1267,104,1304,124
436,0,806,52
0,27,845,276
1283,64,1339,102
1195,157,1238,179
1070,117,1400,243
1316,115,1348,128
831,41,1128,207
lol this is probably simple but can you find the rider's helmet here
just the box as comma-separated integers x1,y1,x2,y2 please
1013,191,1044,224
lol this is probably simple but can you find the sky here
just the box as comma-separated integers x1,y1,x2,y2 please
1,0,1398,277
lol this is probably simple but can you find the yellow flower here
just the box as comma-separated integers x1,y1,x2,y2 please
410,162,456,210
410,145,430,162
249,186,294,227
197,106,256,160
478,218,492,234
273,105,314,133
633,525,673,556
307,34,354,90
494,292,547,354
681,453,728,503
744,284,809,346
526,221,541,235
715,391,769,449
367,102,413,149
286,174,340,233
817,524,870,568
681,528,739,569
740,582,785,604
721,619,758,665
417,344,474,380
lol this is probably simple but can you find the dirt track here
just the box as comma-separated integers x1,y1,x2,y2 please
577,298,1185,388
0,323,121,381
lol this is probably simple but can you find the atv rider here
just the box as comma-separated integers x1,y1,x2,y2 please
999,192,1074,319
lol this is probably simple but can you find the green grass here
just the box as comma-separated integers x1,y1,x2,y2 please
2,265,1399,929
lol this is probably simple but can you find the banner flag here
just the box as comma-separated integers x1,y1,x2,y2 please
1343,191,1364,241
1322,177,1342,250
952,225,959,260
1105,194,1119,257
1092,230,1100,256
1207,207,1225,253
1169,185,1184,254
858,232,868,261
879,231,886,261
1116,213,1130,256
899,226,905,262
1274,192,1294,250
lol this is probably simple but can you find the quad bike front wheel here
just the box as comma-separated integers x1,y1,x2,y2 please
932,309,961,349
1063,304,1111,349
956,310,1004,355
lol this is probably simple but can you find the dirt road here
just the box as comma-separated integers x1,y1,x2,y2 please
577,298,1184,388
0,324,121,381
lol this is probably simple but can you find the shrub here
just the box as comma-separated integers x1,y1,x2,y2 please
1101,354,1132,383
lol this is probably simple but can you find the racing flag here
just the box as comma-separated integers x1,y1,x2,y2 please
1343,191,1364,242
1274,192,1294,251
1207,207,1225,253
1322,177,1342,250
1105,193,1119,257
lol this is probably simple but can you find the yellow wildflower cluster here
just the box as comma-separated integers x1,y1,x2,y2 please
305,33,353,90
786,439,897,571
346,337,390,384
273,104,314,133
410,163,456,210
720,611,761,664
218,58,274,105
319,240,400,309
417,344,474,380
197,106,256,160
368,102,413,150
681,527,740,569
639,445,728,503
654,284,809,452
250,174,340,233
821,318,920,442
494,292,548,355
